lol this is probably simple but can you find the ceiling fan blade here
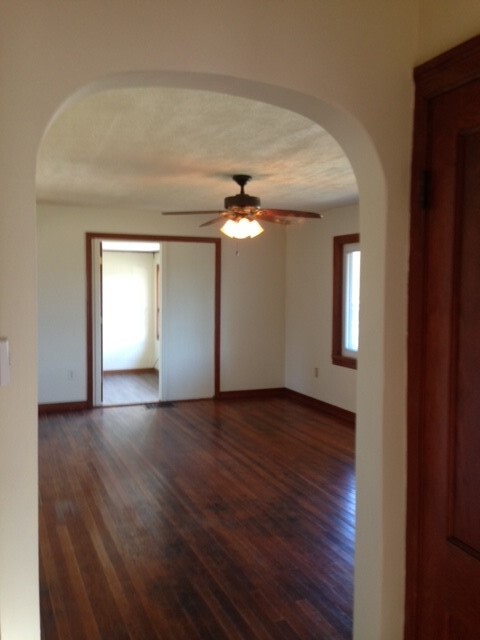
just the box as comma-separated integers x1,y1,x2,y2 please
260,208,323,219
161,175,323,237
199,215,228,227
256,211,292,225
162,210,222,216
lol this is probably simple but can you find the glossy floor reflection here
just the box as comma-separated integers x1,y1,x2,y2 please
39,397,355,639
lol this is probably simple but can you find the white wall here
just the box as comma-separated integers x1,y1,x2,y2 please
417,0,480,63
220,225,286,392
37,203,286,404
102,251,157,371
37,218,87,403
285,204,359,412
38,201,357,407
162,242,215,400
7,1,472,637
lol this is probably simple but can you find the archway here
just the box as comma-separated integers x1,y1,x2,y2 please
35,70,387,638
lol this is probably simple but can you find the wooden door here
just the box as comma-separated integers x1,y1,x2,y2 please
408,36,480,638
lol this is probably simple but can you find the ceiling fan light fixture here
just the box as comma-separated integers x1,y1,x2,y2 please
220,217,264,239
246,218,264,238
163,174,323,236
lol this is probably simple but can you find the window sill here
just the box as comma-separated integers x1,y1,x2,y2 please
332,354,357,370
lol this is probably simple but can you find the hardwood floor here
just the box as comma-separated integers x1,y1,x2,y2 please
102,370,159,406
39,397,355,639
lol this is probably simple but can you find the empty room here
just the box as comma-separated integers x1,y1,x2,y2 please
7,2,479,639
36,86,359,638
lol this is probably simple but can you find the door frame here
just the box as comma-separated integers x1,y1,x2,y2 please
406,34,480,638
86,232,222,408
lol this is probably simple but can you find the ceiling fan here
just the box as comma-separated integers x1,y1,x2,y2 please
162,174,323,239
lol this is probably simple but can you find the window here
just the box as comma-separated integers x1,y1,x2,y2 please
332,233,360,369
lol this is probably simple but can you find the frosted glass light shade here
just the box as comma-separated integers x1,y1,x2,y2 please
220,218,264,239
248,219,264,238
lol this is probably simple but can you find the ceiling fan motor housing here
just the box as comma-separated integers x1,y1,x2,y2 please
224,193,261,210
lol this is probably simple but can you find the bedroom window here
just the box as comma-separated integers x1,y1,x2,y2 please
332,233,360,369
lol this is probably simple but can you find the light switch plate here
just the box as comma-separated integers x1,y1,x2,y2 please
0,338,10,386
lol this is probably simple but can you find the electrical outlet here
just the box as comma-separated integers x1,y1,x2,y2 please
67,369,74,380
314,367,319,378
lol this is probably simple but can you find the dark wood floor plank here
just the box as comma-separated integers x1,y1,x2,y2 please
56,523,102,639
39,397,355,638
39,513,72,640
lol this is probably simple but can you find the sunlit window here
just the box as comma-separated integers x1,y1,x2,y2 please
332,233,360,369
343,245,361,355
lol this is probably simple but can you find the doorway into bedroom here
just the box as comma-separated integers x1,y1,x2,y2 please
89,233,219,408
100,239,161,406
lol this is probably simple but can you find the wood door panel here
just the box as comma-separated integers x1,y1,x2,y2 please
447,545,480,626
450,131,480,554
417,89,461,635
408,37,480,639
448,613,480,640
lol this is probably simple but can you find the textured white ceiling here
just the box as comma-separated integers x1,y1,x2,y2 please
36,87,358,213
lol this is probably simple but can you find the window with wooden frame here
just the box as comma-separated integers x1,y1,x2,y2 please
332,233,360,369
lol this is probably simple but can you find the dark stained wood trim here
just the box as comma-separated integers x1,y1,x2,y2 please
406,35,480,640
284,388,355,426
216,388,286,401
405,58,430,640
86,234,94,409
214,240,221,398
38,401,89,415
332,233,359,370
90,232,219,245
38,388,354,427
103,367,158,375
86,233,221,407
332,353,357,370
216,387,355,427
414,34,480,98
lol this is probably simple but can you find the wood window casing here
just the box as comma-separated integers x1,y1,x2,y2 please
332,233,360,370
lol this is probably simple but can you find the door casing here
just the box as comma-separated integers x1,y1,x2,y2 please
86,232,221,407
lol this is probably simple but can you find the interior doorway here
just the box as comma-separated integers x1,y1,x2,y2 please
101,239,161,406
87,232,221,408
